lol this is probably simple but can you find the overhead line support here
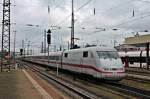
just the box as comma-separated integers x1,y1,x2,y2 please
70,0,75,49
1,0,11,71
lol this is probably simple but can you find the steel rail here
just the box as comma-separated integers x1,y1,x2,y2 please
20,59,150,98
125,67,150,75
19,61,104,99
100,82,150,98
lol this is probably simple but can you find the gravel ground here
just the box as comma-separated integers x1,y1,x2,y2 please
120,78,150,91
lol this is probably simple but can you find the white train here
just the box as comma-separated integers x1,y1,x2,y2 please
26,46,126,81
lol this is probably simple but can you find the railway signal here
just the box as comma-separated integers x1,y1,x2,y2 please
47,29,51,71
47,29,51,45
20,49,23,56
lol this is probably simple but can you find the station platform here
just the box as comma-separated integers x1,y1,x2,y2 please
0,66,68,99
0,70,43,99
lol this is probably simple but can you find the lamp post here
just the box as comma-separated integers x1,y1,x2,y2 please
47,29,51,71
13,30,17,67
13,31,17,69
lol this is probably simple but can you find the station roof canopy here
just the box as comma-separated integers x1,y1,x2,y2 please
125,34,150,45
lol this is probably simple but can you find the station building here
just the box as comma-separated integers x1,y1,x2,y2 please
119,34,150,69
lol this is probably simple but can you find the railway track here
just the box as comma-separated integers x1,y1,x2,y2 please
125,67,150,83
101,82,150,98
19,60,150,99
125,75,150,84
125,67,150,76
19,60,105,99
80,75,150,98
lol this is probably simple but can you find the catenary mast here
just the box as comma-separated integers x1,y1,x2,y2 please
70,0,75,49
1,0,11,71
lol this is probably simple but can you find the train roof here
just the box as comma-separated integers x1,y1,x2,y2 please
26,46,117,57
64,46,117,53
26,51,62,57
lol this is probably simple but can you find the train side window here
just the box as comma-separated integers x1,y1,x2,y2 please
83,51,88,58
64,53,68,57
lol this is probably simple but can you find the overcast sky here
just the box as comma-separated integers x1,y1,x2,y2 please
1,0,150,53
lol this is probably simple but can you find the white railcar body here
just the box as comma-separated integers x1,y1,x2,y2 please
27,46,126,80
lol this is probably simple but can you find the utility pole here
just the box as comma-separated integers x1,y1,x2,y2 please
47,29,51,71
13,31,16,63
114,40,117,48
41,42,44,53
27,41,30,55
68,41,70,50
1,0,11,71
22,40,25,58
44,30,47,53
70,0,75,49
54,45,56,52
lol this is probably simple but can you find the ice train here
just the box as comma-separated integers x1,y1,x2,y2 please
26,46,126,81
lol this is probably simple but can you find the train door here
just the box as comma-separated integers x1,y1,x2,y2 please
81,51,89,74
80,54,84,73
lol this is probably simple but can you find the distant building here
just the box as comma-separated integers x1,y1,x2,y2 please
116,33,150,52
115,44,140,52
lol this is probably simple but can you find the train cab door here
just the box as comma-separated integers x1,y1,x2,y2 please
81,51,89,74
81,51,95,75
80,56,84,73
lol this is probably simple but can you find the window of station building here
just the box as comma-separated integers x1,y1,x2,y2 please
83,51,88,58
64,53,68,57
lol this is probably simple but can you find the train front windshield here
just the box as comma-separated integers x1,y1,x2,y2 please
97,51,119,59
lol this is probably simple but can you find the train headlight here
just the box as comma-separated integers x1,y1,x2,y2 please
103,68,124,71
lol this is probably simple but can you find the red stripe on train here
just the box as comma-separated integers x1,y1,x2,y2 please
44,60,126,74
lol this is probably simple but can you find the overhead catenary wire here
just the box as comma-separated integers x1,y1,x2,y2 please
3,0,150,49
72,0,134,34
108,12,150,29
94,0,133,14
1,0,93,51
54,0,93,27
75,0,150,35
136,0,150,4
4,0,93,31
86,11,150,35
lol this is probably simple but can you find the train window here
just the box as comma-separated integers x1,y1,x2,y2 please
97,51,119,59
64,53,68,57
83,51,88,57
